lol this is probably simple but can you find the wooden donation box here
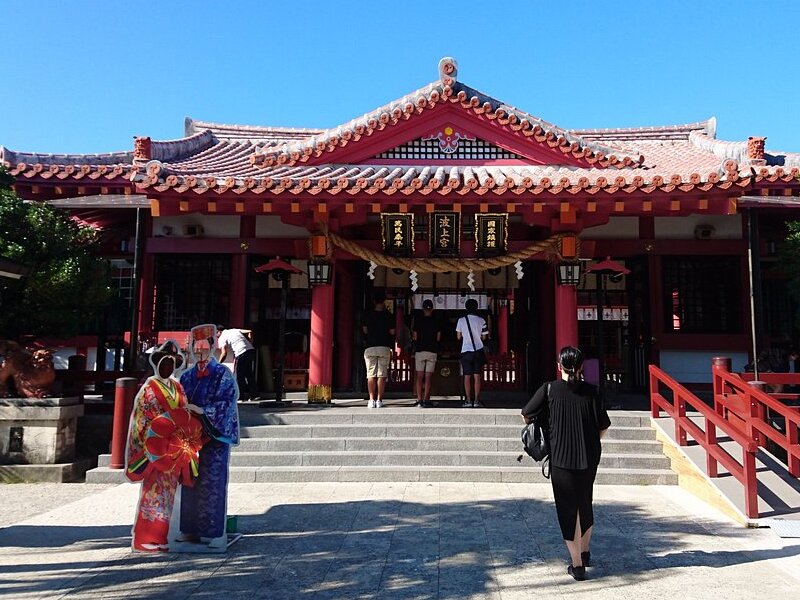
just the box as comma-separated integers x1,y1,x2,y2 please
430,358,462,397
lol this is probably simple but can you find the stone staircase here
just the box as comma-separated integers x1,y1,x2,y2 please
86,407,676,484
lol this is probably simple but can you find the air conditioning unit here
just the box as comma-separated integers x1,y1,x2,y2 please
183,224,205,237
694,224,715,239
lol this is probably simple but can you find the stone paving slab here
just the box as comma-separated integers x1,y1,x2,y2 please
1,481,800,599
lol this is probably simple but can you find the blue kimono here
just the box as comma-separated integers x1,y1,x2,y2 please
179,358,240,540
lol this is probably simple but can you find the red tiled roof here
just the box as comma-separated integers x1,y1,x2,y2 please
3,57,800,200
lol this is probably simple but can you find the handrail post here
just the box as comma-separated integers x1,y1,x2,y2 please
788,423,800,478
743,447,759,519
110,377,137,469
675,388,688,446
649,366,660,418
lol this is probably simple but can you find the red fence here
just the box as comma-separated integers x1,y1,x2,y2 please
650,358,800,519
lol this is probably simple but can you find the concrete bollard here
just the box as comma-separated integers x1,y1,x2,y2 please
110,377,137,469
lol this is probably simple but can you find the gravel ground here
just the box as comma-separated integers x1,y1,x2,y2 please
0,483,115,528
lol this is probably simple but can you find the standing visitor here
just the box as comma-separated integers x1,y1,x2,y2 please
217,325,258,401
412,299,441,407
455,298,487,408
521,346,611,581
179,324,240,550
361,292,395,408
125,340,203,552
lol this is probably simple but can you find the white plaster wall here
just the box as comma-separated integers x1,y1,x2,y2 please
659,350,749,383
654,214,742,239
256,216,311,238
154,215,240,238
582,217,639,239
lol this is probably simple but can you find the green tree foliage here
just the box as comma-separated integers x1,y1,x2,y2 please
781,221,800,328
0,166,113,338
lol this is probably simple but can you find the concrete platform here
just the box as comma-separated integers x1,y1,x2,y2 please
1,481,799,599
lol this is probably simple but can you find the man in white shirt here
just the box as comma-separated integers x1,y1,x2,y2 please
217,325,258,401
455,299,488,408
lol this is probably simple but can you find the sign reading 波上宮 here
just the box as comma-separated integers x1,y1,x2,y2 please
475,214,507,255
430,212,460,256
381,213,414,256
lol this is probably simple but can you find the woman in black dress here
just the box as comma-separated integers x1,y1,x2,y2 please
522,346,611,581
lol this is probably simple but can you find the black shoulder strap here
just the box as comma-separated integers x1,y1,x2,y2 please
465,316,478,349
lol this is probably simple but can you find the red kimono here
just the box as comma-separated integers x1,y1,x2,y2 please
125,376,189,550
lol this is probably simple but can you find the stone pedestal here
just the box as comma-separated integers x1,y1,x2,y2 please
0,397,88,482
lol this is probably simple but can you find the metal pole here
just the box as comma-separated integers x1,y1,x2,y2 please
126,207,145,374
747,209,760,380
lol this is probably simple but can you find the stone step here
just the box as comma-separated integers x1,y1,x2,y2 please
86,465,677,485
238,424,656,440
98,450,670,469
231,437,664,454
238,408,652,428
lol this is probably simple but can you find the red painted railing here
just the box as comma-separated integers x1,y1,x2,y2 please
649,363,760,518
717,366,800,481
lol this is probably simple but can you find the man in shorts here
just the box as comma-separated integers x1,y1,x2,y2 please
455,299,488,408
361,292,395,408
412,299,441,407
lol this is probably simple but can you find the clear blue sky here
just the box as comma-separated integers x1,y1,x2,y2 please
3,0,800,155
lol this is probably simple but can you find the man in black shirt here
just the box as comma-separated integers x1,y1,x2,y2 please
412,299,441,407
361,292,396,408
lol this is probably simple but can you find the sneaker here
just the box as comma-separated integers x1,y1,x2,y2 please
375,400,383,408
461,400,472,408
368,399,376,408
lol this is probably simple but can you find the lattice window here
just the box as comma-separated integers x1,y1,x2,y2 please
154,255,231,330
376,138,522,161
662,257,742,333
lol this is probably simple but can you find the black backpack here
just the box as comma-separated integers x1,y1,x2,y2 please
517,383,551,478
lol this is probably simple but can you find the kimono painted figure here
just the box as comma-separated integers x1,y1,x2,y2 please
178,324,240,549
125,340,204,552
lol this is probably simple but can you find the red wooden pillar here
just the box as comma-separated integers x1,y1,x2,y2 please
335,264,354,390
498,298,509,355
309,275,335,403
229,254,248,328
554,283,578,354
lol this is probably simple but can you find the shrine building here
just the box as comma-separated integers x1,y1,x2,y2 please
3,57,800,402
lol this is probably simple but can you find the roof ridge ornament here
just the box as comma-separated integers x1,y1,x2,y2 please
438,57,458,86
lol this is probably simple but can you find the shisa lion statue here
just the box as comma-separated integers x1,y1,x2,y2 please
0,340,56,398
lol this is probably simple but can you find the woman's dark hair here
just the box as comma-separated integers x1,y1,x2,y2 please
558,346,584,389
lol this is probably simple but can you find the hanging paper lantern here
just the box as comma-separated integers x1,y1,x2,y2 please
144,409,206,486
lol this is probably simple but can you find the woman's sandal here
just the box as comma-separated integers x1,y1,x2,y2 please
581,551,591,567
568,565,586,581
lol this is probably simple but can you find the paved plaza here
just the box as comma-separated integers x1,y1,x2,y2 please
1,481,800,599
